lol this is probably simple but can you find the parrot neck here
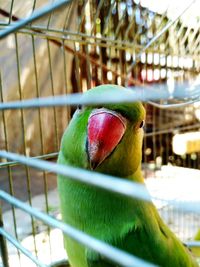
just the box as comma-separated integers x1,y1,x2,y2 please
128,163,145,184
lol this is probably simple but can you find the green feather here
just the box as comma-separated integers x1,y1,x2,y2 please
58,85,198,267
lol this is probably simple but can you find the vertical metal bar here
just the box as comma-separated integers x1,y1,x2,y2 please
165,54,170,166
0,205,9,267
124,48,129,86
132,4,143,45
152,49,157,171
142,51,148,179
62,39,71,123
14,33,38,258
119,48,125,86
47,39,59,149
0,73,21,266
190,31,200,55
115,12,127,38
124,8,136,40
47,0,54,29
113,47,118,84
29,0,37,28
78,0,89,33
90,0,104,34
8,0,15,24
158,53,163,166
102,0,115,36
31,35,52,259
63,0,74,30
74,42,82,91
32,0,37,12
156,7,170,32
152,105,157,170
99,42,104,84
62,40,69,94
85,43,92,89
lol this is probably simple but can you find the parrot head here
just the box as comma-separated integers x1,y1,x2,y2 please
85,85,146,177
61,84,145,178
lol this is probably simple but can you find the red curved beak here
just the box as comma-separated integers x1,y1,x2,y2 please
87,108,127,169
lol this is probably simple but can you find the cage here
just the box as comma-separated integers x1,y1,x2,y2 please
0,0,200,267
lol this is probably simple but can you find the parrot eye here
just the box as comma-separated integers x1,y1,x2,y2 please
134,120,145,131
139,120,145,128
77,105,82,110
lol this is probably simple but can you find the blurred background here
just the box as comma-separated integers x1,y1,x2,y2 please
0,0,200,266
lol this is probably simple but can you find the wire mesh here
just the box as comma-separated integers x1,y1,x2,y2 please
0,0,200,267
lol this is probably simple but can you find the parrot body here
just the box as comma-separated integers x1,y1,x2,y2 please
57,85,198,267
190,229,200,259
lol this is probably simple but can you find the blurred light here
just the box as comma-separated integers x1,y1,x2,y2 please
7,35,15,49
85,1,91,32
172,56,179,68
75,42,80,51
154,69,160,80
21,67,30,88
179,57,184,68
173,132,200,155
160,44,165,51
191,153,197,160
184,57,193,69
96,18,101,24
147,53,153,64
154,53,160,65
135,8,141,24
147,69,153,81
85,22,91,30
167,74,174,95
117,76,122,84
82,80,88,92
141,69,146,80
96,33,101,38
161,68,167,79
194,102,200,121
160,55,166,66
156,156,162,168
107,71,113,81
138,0,200,28
140,52,146,63
145,148,152,155
167,55,172,67
120,2,126,11
147,31,153,39
140,0,168,14
126,52,131,61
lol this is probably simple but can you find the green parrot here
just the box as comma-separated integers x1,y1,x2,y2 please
57,84,198,267
189,229,200,259
195,230,200,241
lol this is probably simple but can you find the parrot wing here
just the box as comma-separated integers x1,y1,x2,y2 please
85,215,198,267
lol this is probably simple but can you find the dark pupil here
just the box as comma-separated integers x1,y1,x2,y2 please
139,120,144,128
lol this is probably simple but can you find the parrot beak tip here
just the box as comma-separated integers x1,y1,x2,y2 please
90,161,99,170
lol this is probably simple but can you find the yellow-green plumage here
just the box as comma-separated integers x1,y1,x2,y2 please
58,85,198,267
190,229,200,258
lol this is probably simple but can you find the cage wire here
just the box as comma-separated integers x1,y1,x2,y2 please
0,0,200,266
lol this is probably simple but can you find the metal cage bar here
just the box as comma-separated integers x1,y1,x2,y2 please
0,1,200,267
0,190,157,267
